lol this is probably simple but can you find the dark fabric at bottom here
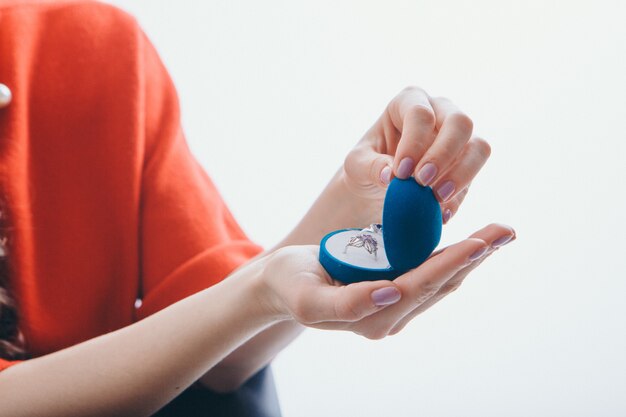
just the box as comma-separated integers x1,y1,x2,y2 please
152,366,282,417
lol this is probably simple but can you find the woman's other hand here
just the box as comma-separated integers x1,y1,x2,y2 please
260,223,515,339
342,86,491,226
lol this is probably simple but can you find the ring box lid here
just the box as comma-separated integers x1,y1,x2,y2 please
380,177,442,272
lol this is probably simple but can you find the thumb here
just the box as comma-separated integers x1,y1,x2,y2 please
344,144,394,188
299,279,402,324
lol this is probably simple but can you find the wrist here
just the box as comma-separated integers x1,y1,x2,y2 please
238,251,294,323
221,254,287,328
255,246,324,323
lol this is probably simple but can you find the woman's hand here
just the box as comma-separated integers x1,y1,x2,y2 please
213,87,501,389
341,86,491,225
261,223,515,339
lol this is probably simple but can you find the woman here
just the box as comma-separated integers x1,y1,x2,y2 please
0,1,515,416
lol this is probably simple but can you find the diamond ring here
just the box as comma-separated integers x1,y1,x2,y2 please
361,223,382,235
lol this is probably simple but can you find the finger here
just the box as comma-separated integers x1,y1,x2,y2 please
293,278,402,325
388,223,516,334
344,144,394,188
467,222,516,245
388,255,489,335
429,222,516,259
388,87,437,179
343,237,489,338
428,222,516,293
441,186,469,224
431,136,491,203
414,97,473,186
394,237,488,303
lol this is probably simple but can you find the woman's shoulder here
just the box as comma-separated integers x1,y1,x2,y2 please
0,1,165,171
0,1,141,47
0,0,148,114
0,0,136,24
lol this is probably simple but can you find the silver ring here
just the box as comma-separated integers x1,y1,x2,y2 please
343,232,379,260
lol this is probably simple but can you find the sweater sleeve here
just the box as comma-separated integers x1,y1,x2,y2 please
134,31,263,320
0,358,21,372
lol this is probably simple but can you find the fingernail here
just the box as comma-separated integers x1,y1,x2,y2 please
443,208,452,224
396,157,415,179
492,234,514,248
380,166,392,185
468,246,488,262
436,181,455,202
371,287,401,306
416,162,437,186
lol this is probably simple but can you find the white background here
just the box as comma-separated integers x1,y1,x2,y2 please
109,1,626,416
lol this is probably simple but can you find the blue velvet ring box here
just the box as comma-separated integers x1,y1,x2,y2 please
319,177,443,284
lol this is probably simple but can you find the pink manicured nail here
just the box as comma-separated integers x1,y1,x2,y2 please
436,181,455,202
396,157,415,179
468,246,488,262
380,166,392,185
492,234,514,248
371,287,401,306
416,162,437,186
443,208,452,224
